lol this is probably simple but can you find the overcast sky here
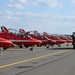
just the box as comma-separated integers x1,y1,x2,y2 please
0,0,75,34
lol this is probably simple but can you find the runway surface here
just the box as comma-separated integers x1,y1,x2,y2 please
0,44,75,75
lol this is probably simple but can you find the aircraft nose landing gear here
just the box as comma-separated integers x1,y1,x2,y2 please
30,48,33,51
30,46,34,51
0,48,2,56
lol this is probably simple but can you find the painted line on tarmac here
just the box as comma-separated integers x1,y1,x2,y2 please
0,50,70,69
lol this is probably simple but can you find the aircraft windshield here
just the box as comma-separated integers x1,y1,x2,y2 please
29,31,34,35
8,28,18,34
26,35,32,38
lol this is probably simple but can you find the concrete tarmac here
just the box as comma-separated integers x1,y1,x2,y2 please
0,44,75,75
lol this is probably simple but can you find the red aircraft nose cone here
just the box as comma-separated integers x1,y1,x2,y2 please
47,38,56,44
67,40,73,43
7,41,14,47
36,40,42,44
70,40,72,42
61,40,66,43
52,40,56,43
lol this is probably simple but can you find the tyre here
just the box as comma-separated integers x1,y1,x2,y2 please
30,48,33,51
46,46,49,49
73,44,75,49
19,45,23,48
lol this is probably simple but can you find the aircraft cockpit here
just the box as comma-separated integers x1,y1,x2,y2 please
25,35,32,38
8,28,32,38
8,28,18,35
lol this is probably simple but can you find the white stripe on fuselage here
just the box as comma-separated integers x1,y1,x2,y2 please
9,40,38,42
39,40,48,42
9,40,47,42
0,40,47,42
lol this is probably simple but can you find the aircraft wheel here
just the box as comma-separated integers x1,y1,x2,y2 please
25,46,28,48
3,48,7,50
0,48,3,55
37,45,40,47
46,46,49,49
66,44,68,46
58,45,60,47
73,44,75,49
19,45,23,48
30,48,33,51
37,45,41,47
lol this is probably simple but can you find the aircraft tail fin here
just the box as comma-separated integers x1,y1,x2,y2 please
1,26,8,33
19,29,26,35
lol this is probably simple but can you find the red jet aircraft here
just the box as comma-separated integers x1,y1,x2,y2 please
27,30,56,48
43,32,66,47
0,37,14,50
0,26,42,51
58,35,72,46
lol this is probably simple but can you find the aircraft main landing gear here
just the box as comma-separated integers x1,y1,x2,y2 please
66,44,68,46
30,46,34,51
46,46,49,49
30,48,33,51
58,44,60,47
46,44,50,49
19,45,23,48
0,48,2,55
